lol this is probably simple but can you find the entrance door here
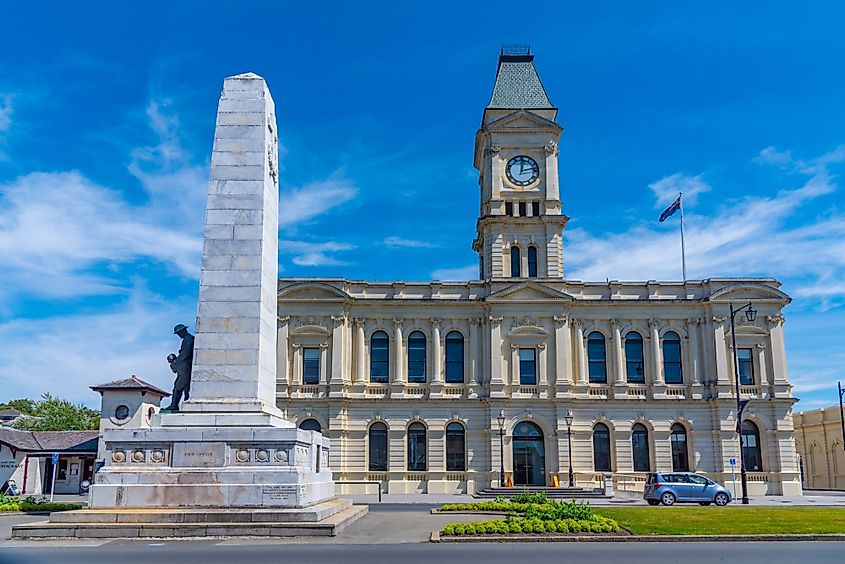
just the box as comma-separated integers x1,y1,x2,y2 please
512,421,545,485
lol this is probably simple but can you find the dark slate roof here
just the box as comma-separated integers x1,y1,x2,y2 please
487,49,554,110
0,408,22,417
0,428,99,454
90,375,169,397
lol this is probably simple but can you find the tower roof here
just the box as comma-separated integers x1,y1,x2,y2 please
487,45,554,110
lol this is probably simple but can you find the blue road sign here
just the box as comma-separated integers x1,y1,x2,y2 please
51,453,59,464
729,458,736,466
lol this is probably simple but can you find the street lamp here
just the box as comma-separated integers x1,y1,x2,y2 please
730,302,756,505
564,411,575,487
497,410,506,488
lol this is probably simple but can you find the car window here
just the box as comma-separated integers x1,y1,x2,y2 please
646,474,657,485
688,475,708,485
665,474,683,483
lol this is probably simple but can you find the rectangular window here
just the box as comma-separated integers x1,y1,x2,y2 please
57,459,68,481
505,201,514,216
738,348,754,385
518,348,536,385
518,202,527,217
303,347,320,385
532,201,540,216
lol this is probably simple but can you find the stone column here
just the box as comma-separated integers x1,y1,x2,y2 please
469,318,481,387
277,316,290,396
553,316,572,393
393,319,405,385
489,316,505,397
649,319,664,385
571,319,587,385
354,319,366,385
188,72,283,419
610,320,623,386
687,318,701,387
431,319,443,384
329,315,345,395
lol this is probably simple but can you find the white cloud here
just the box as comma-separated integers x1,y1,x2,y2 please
384,236,436,248
567,146,845,310
279,176,358,228
0,288,193,406
282,240,356,267
0,94,11,133
648,173,711,208
0,171,201,301
431,264,478,281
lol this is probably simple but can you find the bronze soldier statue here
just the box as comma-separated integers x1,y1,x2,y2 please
162,323,194,412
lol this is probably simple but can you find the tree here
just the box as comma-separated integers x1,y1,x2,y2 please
0,398,37,415
8,394,99,431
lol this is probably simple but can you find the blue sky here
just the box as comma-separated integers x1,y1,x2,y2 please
0,1,843,411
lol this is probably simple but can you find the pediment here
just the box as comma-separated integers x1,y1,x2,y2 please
708,283,791,304
485,110,561,132
486,281,574,303
278,281,351,302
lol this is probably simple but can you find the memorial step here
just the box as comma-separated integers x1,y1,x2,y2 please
12,499,368,539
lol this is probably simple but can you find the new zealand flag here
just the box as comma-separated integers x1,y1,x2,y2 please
659,194,682,222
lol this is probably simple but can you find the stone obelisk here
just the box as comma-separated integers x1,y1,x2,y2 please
181,72,287,424
87,73,335,509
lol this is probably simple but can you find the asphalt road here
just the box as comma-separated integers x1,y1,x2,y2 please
2,541,845,564
3,505,845,564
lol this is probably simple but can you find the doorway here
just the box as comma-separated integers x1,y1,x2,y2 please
512,421,545,485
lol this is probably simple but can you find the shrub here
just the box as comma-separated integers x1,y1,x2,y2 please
511,490,548,504
454,523,466,535
509,522,522,534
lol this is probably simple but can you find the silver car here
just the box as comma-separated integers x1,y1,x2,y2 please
643,472,732,506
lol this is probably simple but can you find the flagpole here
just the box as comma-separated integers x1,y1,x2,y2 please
679,192,687,281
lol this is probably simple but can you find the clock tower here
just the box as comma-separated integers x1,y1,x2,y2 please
472,46,568,279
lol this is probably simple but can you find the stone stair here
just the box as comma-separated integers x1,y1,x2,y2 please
12,498,367,539
474,486,607,499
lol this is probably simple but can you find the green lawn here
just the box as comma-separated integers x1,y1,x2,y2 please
595,506,845,535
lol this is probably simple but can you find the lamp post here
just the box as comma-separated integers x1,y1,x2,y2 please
497,410,506,487
564,411,575,487
838,382,845,452
730,302,756,505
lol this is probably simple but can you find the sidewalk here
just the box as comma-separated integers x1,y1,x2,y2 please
340,492,845,506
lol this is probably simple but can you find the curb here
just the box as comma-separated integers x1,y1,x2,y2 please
430,531,845,543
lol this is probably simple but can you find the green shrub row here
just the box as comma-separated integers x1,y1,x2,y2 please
0,495,80,513
440,499,596,521
509,491,548,504
442,515,620,536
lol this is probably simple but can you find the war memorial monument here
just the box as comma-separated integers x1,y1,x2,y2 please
13,73,367,538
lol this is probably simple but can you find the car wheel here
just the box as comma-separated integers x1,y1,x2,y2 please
714,493,730,506
660,492,676,506
699,502,711,506
647,500,660,506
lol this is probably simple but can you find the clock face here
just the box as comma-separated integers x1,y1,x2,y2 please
505,155,540,187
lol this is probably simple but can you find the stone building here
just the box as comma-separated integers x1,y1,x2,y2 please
795,405,845,490
277,47,802,496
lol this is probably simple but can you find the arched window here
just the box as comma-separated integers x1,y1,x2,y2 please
662,331,683,384
510,246,521,277
407,422,427,471
741,420,763,471
407,331,426,383
631,423,650,472
445,422,466,471
527,246,538,278
445,331,464,384
624,331,645,383
299,418,322,432
368,422,388,471
670,423,689,472
587,332,607,383
370,331,389,383
593,423,612,472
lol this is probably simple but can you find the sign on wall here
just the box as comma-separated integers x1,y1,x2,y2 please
0,445,25,488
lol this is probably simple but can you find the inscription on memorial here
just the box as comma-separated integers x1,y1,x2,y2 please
261,484,300,504
172,442,226,468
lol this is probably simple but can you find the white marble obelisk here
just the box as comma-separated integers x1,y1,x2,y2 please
184,72,286,423
88,73,335,508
